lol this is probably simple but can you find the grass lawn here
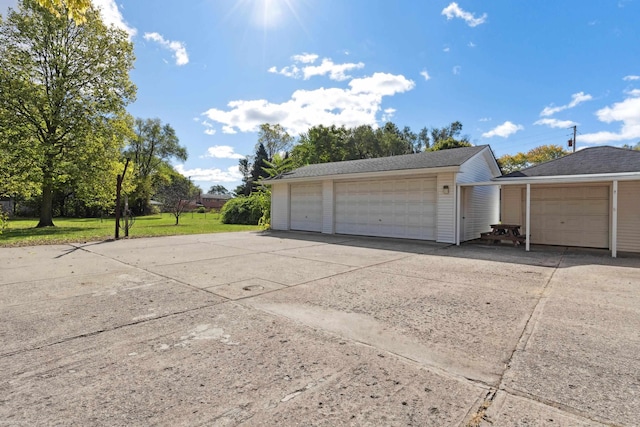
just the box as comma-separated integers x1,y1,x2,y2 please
0,213,262,247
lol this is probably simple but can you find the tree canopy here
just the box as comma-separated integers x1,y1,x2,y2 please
125,118,187,214
288,121,471,167
497,144,568,174
0,0,136,227
208,185,230,195
257,123,294,161
34,0,91,23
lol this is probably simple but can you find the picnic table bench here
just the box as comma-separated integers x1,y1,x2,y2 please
480,224,526,246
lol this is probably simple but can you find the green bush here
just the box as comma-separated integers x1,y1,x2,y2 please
220,192,270,225
197,206,206,213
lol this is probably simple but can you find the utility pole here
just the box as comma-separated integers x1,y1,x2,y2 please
568,125,577,153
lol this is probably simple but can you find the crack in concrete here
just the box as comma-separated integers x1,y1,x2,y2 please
0,302,221,359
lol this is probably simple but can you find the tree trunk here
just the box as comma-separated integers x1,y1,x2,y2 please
175,215,179,225
37,180,55,228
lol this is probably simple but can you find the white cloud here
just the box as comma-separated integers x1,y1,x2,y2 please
143,32,189,66
270,55,364,81
468,42,476,47
534,118,578,128
202,145,244,159
452,65,462,75
92,0,137,38
540,91,593,116
441,2,487,27
381,108,396,122
579,90,640,144
420,70,431,81
175,164,243,183
268,65,300,78
303,58,365,81
204,129,216,136
478,117,491,122
291,53,319,64
203,72,416,135
443,47,451,52
623,75,640,81
482,121,524,138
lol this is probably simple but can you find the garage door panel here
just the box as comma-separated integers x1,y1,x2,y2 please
530,186,608,248
290,183,323,232
335,178,436,240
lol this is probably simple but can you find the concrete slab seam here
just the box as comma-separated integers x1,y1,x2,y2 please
496,385,619,426
462,248,566,426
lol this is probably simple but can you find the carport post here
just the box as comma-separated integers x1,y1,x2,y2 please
612,180,618,258
455,184,461,246
525,183,531,252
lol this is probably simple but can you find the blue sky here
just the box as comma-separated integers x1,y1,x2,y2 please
2,0,640,192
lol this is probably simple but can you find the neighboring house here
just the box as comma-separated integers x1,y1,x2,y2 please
485,146,640,256
268,145,501,244
200,193,232,210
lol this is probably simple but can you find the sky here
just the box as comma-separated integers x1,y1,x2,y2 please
1,0,640,192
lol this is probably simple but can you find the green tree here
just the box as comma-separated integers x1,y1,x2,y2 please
428,121,472,151
125,118,187,214
251,143,269,190
0,0,136,227
154,169,198,225
34,0,91,23
257,123,294,161
262,153,294,179
621,142,640,150
208,185,229,195
234,157,252,196
497,144,568,174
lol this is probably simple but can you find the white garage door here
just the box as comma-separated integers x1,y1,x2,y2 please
335,177,437,240
530,186,609,248
290,183,323,232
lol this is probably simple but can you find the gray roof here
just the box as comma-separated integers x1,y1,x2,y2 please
500,146,640,178
271,145,489,180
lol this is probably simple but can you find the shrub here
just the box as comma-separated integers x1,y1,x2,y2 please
197,206,206,213
220,192,270,225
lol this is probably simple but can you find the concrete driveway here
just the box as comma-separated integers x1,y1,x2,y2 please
1,231,639,426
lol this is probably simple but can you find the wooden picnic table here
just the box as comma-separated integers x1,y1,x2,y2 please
480,224,526,246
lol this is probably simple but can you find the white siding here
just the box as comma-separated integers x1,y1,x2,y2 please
501,185,524,230
322,180,334,234
270,183,289,230
457,149,500,241
617,180,640,253
436,173,455,243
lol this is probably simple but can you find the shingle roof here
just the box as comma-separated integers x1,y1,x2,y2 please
499,146,640,178
270,145,489,180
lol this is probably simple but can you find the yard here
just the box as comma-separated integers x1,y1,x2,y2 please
0,213,261,247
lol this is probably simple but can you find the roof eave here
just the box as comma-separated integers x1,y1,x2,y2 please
267,165,462,184
460,171,640,186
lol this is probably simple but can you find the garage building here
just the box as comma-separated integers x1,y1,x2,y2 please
269,145,501,244
494,146,640,256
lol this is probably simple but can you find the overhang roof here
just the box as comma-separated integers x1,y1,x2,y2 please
269,145,489,181
499,146,640,178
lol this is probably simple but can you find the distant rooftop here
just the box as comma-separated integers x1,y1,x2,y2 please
500,146,640,178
